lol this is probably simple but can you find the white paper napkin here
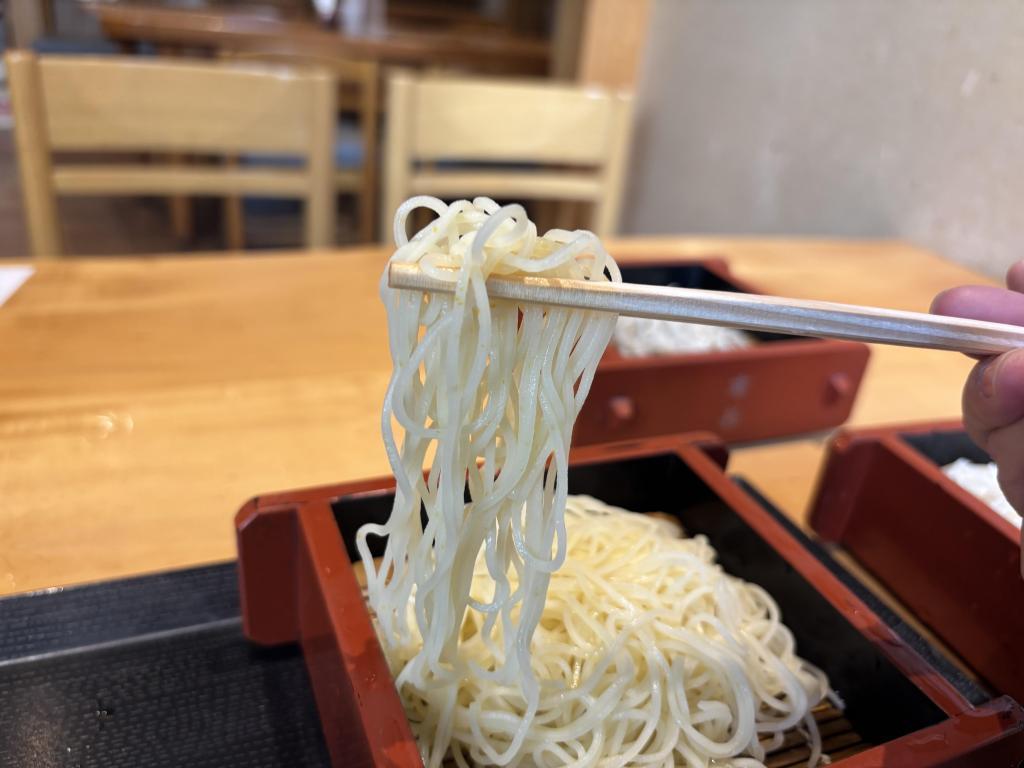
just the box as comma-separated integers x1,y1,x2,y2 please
0,265,34,307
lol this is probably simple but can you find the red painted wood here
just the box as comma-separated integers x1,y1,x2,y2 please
236,495,420,768
237,433,1022,766
574,259,870,446
235,501,300,646
839,696,1024,767
296,501,421,768
679,441,971,717
811,420,1024,704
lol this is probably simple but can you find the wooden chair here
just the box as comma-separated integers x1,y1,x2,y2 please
219,49,379,245
5,51,336,257
330,58,379,243
7,0,56,49
383,71,634,238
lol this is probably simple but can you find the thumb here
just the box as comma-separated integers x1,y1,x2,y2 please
961,349,1024,450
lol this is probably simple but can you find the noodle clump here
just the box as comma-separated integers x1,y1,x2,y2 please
357,197,834,767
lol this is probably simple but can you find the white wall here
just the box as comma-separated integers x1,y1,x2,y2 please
623,0,1024,278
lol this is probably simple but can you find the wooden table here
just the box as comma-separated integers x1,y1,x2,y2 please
85,2,551,75
0,239,988,597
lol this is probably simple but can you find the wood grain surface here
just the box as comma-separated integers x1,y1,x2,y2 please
0,237,990,595
86,3,551,75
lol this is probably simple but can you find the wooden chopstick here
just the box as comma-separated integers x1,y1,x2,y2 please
388,262,1024,356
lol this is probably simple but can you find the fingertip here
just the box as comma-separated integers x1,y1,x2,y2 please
978,348,1024,408
962,349,1024,444
931,284,1024,326
930,285,998,318
1008,260,1024,293
929,287,957,315
997,346,1024,367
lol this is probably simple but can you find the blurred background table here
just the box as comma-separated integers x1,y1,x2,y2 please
0,238,986,597
83,0,552,75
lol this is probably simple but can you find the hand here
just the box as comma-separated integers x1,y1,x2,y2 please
932,262,1024,561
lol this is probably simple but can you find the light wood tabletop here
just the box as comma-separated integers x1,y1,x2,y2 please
0,238,990,597
85,2,551,76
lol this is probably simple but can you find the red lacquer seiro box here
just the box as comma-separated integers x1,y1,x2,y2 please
572,259,870,446
236,435,1024,768
810,419,1024,706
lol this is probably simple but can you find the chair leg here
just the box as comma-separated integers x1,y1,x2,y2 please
163,150,193,244
8,0,45,48
169,194,193,243
154,46,194,245
358,185,375,243
223,155,246,250
555,200,580,231
224,196,245,251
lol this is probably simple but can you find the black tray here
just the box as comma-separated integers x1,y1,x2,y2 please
0,479,987,767
0,564,330,768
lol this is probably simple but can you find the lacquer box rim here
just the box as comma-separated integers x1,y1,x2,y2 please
235,433,1024,768
575,257,871,445
810,418,1024,707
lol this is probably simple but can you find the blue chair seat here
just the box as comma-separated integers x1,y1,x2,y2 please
31,38,121,56
241,117,363,171
240,118,361,215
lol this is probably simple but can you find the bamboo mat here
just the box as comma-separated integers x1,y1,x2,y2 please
765,704,865,767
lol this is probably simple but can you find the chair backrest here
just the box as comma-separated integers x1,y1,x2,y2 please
5,51,337,257
220,47,380,242
383,71,634,239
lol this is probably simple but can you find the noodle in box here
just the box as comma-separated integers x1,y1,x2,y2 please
357,197,837,768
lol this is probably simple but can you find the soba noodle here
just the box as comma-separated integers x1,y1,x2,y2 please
357,197,835,767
